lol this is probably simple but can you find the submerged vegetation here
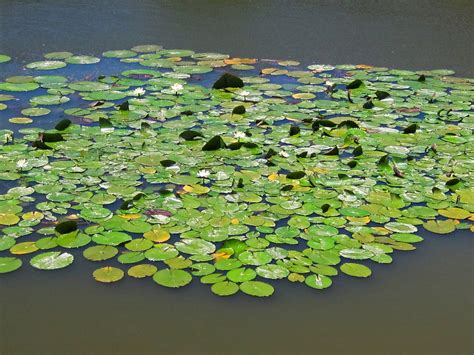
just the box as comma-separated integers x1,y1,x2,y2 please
0,45,472,297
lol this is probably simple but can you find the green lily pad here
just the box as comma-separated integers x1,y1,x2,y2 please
240,281,274,297
340,263,372,277
83,245,118,261
211,281,239,296
304,274,332,289
127,264,158,278
93,266,124,283
0,257,22,273
152,269,192,288
423,219,457,234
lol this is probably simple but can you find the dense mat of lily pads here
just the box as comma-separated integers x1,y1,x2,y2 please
0,45,472,297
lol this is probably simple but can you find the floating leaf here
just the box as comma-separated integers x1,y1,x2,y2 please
93,266,124,283
240,281,274,297
30,252,74,270
211,281,239,296
340,263,372,277
152,269,192,288
423,219,457,234
127,264,158,278
0,257,22,273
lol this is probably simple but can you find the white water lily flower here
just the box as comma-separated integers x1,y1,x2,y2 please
16,159,28,170
132,88,146,96
278,150,290,158
238,90,250,97
233,131,246,139
197,169,210,178
171,83,184,93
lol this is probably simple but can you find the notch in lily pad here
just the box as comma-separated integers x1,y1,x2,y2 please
212,73,244,89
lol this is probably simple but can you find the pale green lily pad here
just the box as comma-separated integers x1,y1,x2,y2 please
340,263,372,277
423,219,457,234
30,252,74,270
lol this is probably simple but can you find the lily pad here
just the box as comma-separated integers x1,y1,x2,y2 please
152,269,192,288
93,266,124,283
340,263,372,277
30,252,74,270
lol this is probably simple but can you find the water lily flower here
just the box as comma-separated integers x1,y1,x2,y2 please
132,88,146,97
278,150,290,158
197,169,211,178
233,131,246,140
16,159,28,171
171,83,184,95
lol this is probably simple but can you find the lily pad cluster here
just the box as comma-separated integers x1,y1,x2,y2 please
0,45,472,297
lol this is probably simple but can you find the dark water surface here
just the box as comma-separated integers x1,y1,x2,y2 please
0,0,473,76
0,1,473,354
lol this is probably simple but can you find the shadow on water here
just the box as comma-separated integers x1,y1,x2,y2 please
0,1,473,354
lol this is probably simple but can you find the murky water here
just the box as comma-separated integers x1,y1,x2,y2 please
0,1,473,354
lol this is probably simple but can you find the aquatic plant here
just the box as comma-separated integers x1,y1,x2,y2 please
0,46,472,297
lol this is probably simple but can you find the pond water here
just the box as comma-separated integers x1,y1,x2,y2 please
0,1,473,355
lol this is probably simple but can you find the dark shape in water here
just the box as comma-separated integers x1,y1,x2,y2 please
99,117,113,129
227,142,243,150
160,159,176,167
243,142,258,149
418,74,426,82
403,123,418,134
42,132,63,142
118,101,129,111
232,105,246,115
375,90,391,100
323,146,339,156
286,171,306,179
202,135,226,151
289,125,300,136
264,148,277,159
363,99,374,109
212,73,244,89
346,79,363,90
338,120,359,129
55,220,78,235
55,119,72,131
353,146,363,157
347,160,358,168
179,130,203,141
